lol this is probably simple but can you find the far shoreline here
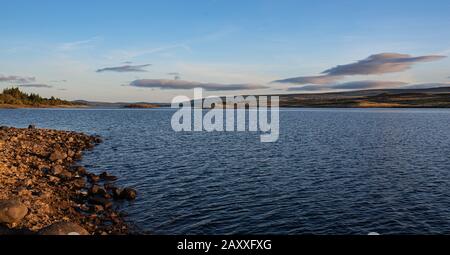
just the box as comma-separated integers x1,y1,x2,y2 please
3,86,449,109
0,104,89,109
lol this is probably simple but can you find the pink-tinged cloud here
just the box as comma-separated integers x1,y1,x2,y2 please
129,79,268,91
96,64,151,73
0,75,36,84
274,53,446,85
17,84,53,88
322,53,446,76
273,75,341,85
287,80,407,91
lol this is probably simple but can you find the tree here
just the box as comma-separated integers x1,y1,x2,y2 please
0,87,73,106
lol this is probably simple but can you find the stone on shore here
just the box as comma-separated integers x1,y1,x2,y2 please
49,149,67,162
100,172,118,181
51,165,64,175
73,166,87,175
71,178,86,189
0,126,133,234
87,174,100,183
0,199,28,224
120,188,137,201
38,222,89,235
89,197,113,209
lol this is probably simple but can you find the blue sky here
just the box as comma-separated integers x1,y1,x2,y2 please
1,0,449,102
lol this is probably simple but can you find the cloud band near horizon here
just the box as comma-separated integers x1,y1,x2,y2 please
287,80,408,91
0,75,36,84
96,64,151,73
17,84,53,88
129,79,268,91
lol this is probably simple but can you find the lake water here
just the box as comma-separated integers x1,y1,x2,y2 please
1,108,450,235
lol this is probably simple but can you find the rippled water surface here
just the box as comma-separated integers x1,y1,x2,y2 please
1,108,450,234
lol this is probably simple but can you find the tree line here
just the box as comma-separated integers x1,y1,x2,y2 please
0,87,74,106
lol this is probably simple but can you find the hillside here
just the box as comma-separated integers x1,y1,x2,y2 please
193,87,450,108
276,87,450,108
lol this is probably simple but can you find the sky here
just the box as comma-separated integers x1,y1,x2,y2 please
1,0,450,102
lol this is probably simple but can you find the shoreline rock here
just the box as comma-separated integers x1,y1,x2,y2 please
0,126,138,235
0,199,28,225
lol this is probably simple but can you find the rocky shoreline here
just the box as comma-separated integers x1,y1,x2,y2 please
0,126,137,235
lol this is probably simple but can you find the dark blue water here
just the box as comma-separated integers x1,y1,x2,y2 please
1,108,450,235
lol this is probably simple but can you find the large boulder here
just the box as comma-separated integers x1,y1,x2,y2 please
38,222,89,235
0,199,28,224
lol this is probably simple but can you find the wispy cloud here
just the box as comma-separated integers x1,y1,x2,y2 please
287,80,407,91
129,79,268,91
105,27,235,61
17,84,53,88
0,75,36,83
401,82,450,89
286,85,327,92
273,75,341,85
58,37,100,51
96,64,151,73
167,72,181,80
108,44,191,60
332,80,407,90
274,53,446,85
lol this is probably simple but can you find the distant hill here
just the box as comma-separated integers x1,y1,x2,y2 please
123,103,160,109
192,87,450,108
72,100,169,108
9,86,448,109
0,87,84,108
275,87,450,108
